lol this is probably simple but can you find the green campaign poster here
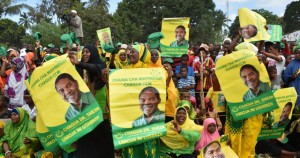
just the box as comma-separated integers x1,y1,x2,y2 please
267,25,283,42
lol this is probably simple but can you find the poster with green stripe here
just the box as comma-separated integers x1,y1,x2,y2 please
109,68,167,149
160,17,190,57
267,25,283,42
25,54,103,152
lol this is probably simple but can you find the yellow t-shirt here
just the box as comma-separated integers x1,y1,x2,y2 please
206,87,226,112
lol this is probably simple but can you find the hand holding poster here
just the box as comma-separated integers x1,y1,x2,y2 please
238,8,270,42
258,87,297,140
109,68,166,149
215,49,278,121
25,54,103,152
96,27,113,53
160,17,190,57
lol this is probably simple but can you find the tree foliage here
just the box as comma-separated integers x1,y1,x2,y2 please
228,9,283,39
112,0,228,44
0,0,33,18
283,1,300,33
0,18,25,47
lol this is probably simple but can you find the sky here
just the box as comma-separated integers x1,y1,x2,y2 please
5,0,296,25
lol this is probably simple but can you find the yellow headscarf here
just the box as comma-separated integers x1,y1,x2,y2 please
125,44,149,69
149,49,162,68
114,49,129,69
160,107,203,149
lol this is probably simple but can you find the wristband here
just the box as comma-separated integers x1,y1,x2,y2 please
5,150,11,155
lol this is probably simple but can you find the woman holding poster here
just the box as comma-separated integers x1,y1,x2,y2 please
68,44,114,158
160,107,203,158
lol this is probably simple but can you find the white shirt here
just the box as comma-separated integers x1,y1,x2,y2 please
22,104,36,120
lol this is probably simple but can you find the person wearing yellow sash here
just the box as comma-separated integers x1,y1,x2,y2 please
149,49,179,122
114,49,129,69
160,106,203,158
125,44,149,68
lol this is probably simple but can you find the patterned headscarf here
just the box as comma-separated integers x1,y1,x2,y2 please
11,57,25,72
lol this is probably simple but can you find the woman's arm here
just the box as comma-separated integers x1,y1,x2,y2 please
2,141,12,158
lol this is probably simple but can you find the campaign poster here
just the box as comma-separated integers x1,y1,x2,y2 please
238,8,270,42
160,17,190,57
198,135,239,158
25,54,103,152
96,27,113,54
267,25,283,42
258,87,297,140
215,49,278,121
109,68,167,149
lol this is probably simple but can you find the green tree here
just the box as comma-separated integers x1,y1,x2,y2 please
0,18,25,47
283,1,300,33
112,0,226,44
21,19,67,47
19,12,33,30
0,0,33,18
228,8,283,39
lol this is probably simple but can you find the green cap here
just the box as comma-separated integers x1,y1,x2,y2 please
163,58,173,64
47,44,55,48
293,45,300,53
147,32,164,49
69,32,80,44
114,42,122,47
280,43,285,49
33,32,42,42
60,34,73,49
0,46,6,57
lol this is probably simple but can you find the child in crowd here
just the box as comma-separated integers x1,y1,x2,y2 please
267,66,281,90
0,95,11,119
22,90,36,121
177,66,196,104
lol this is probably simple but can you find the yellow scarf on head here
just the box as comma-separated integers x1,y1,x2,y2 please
132,44,151,65
149,49,162,68
115,49,129,69
160,107,203,149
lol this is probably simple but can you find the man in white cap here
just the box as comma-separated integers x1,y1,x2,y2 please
70,10,83,44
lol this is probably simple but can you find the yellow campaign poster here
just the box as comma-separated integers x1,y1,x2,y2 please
198,135,238,158
25,54,103,152
238,8,270,42
109,68,167,149
258,87,297,140
215,49,278,121
96,27,113,53
160,17,190,57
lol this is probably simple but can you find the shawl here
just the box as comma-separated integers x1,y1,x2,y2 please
5,57,28,107
194,118,220,150
148,49,162,68
1,108,38,156
160,107,202,149
178,100,196,120
126,44,149,68
114,49,129,69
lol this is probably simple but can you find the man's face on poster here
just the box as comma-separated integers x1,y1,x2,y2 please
139,90,160,117
240,67,260,91
102,32,110,44
55,78,80,104
175,27,186,42
204,142,225,158
242,24,257,39
280,105,292,122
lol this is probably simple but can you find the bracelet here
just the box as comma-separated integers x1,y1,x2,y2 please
5,150,11,155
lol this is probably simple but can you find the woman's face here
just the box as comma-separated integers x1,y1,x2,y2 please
129,48,139,64
11,112,20,124
119,52,126,61
82,48,91,63
207,123,216,134
176,109,187,125
150,50,159,64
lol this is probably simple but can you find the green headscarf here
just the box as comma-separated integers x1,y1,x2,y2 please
1,108,39,156
0,46,6,57
293,45,300,53
178,100,197,120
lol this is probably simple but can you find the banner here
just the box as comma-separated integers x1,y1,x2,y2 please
215,49,278,121
25,54,103,152
109,68,167,149
160,17,190,57
267,25,283,42
258,87,297,140
198,135,238,158
283,30,300,42
96,27,113,53
238,8,270,42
